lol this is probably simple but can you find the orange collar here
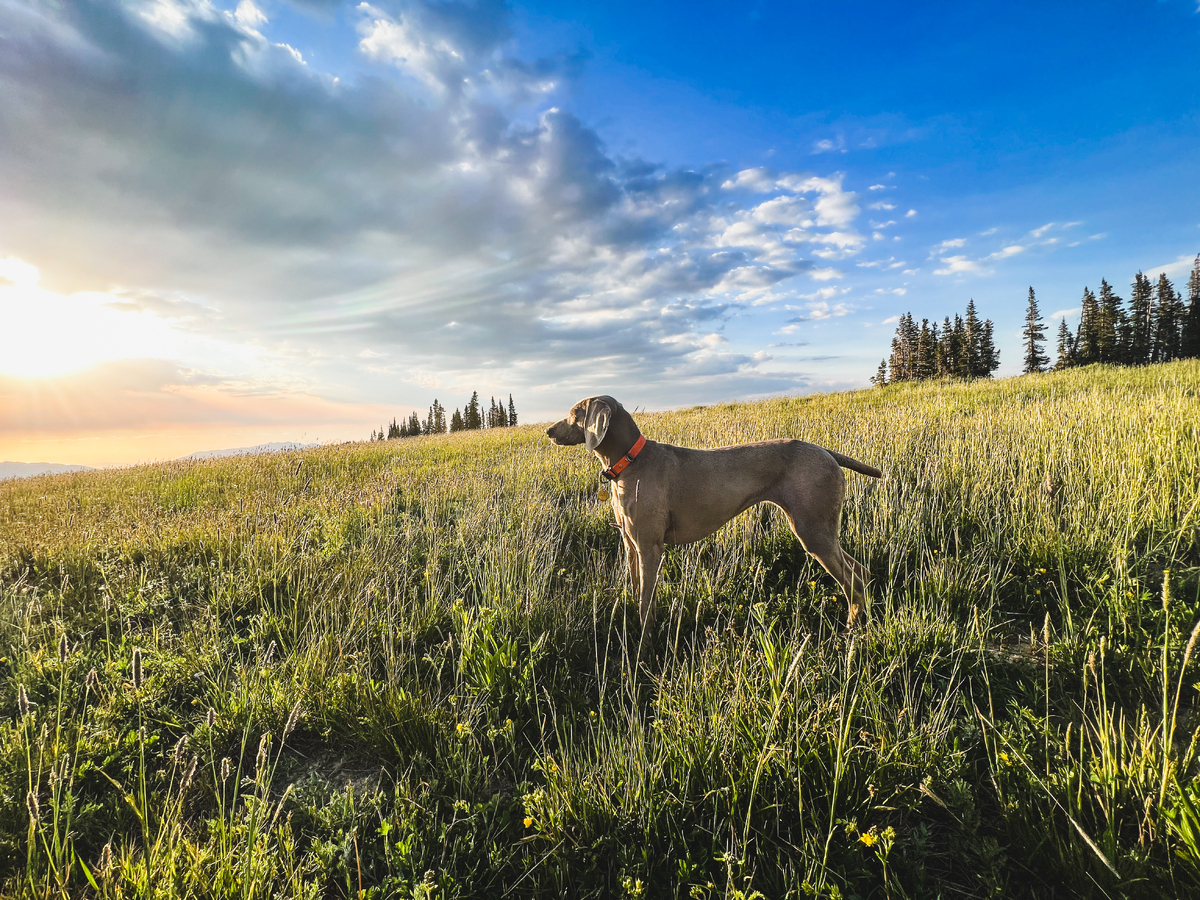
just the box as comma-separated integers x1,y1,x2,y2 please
601,434,646,481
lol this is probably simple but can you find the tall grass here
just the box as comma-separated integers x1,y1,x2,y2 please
2,360,1199,897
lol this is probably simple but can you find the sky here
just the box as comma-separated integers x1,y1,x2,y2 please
1,0,1198,466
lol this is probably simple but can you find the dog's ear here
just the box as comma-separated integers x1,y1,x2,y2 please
584,399,611,452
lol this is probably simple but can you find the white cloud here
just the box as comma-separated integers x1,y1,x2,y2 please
795,286,850,301
1144,254,1197,279
0,256,41,288
1029,222,1055,238
750,194,812,226
722,168,776,192
234,0,267,29
867,201,895,210
806,300,850,319
933,255,987,276
933,238,966,251
774,173,860,227
986,245,1025,260
1049,308,1079,319
812,136,846,154
905,209,917,218
810,268,843,281
868,184,887,191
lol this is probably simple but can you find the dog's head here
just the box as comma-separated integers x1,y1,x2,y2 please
545,396,619,451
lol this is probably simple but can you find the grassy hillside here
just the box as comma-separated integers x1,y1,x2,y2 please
2,361,1199,899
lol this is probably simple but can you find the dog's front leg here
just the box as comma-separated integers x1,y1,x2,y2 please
633,538,664,658
619,528,638,595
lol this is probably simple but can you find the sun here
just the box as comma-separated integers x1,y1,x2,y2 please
0,259,179,380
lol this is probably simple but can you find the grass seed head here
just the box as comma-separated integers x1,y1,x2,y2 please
26,790,39,824
256,733,271,772
58,633,69,663
220,757,231,784
283,701,301,738
17,684,31,717
131,648,143,690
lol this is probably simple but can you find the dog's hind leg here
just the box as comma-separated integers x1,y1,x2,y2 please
772,484,870,629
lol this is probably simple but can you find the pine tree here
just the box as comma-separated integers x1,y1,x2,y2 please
508,394,518,427
1184,255,1200,359
1022,287,1049,374
886,312,916,382
963,300,984,377
1128,273,1154,365
450,409,464,432
1075,287,1099,364
871,359,888,386
1096,279,1124,364
464,392,482,430
407,412,422,436
1055,318,1076,369
935,316,954,376
980,319,1000,375
1152,273,1183,363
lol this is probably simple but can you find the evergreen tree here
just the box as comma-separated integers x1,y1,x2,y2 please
1022,287,1049,374
407,412,422,436
387,418,400,439
1152,273,1183,363
871,359,888,386
450,409,464,432
1075,287,1099,364
951,315,969,377
464,392,482,430
915,318,938,380
886,312,914,382
1055,318,1076,369
979,319,1000,376
1184,255,1200,360
1128,272,1154,365
963,300,984,377
1096,279,1124,364
508,394,518,427
370,429,377,442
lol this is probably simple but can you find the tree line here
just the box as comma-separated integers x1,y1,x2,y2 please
1022,256,1200,373
371,392,518,441
872,299,1001,385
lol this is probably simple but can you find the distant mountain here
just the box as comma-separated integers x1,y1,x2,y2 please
0,442,318,481
178,442,318,461
0,461,96,481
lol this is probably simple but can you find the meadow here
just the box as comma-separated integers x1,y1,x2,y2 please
2,361,1200,899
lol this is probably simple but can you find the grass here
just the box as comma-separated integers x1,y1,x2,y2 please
2,360,1199,898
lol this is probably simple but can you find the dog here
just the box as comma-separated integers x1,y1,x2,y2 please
546,395,881,645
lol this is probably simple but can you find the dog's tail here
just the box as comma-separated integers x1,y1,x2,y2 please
827,450,883,479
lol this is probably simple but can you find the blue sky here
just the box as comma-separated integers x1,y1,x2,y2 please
1,0,1197,465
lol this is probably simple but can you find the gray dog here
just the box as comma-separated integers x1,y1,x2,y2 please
546,395,881,643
